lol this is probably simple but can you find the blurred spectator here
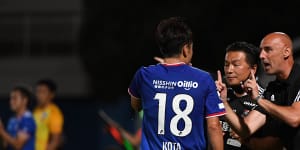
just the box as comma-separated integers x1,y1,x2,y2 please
33,79,64,150
0,86,36,150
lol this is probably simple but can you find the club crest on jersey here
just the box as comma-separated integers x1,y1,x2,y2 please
153,80,198,90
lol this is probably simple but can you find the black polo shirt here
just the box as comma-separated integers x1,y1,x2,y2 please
219,84,280,150
255,63,300,150
220,89,254,150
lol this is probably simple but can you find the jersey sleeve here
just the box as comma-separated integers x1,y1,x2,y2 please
49,106,64,134
205,76,226,118
19,117,36,136
128,68,143,99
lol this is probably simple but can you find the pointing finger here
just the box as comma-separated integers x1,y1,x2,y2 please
154,56,164,63
217,70,223,83
250,70,255,81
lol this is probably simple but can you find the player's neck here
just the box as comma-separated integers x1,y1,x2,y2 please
163,57,186,64
16,107,26,118
38,101,51,109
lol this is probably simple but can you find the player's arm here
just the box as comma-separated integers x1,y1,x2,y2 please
206,116,223,150
0,120,30,150
131,96,142,112
215,70,265,138
244,71,300,127
205,71,224,150
47,134,62,150
220,98,250,137
215,70,250,137
48,108,64,150
233,109,266,138
219,96,266,138
128,68,143,112
257,99,300,128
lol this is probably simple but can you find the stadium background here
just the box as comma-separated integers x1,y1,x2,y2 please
1,0,300,149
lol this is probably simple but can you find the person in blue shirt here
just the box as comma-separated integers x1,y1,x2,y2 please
128,16,225,150
0,86,36,150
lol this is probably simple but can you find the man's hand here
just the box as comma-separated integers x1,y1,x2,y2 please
243,71,259,100
99,110,121,129
230,129,242,141
215,70,227,101
0,118,4,136
154,56,164,63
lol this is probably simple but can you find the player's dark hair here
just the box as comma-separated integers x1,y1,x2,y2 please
36,78,57,93
12,86,32,103
226,41,260,73
155,17,193,58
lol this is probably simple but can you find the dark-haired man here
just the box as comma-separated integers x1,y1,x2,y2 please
128,17,225,150
0,86,36,150
33,79,64,150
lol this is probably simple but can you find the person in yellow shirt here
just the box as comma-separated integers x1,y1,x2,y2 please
33,79,64,150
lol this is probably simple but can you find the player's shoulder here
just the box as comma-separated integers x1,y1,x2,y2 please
33,108,43,118
49,103,63,115
134,64,162,75
138,63,160,71
188,66,212,78
21,111,35,124
23,111,33,118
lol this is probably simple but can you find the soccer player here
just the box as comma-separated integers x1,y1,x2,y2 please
0,86,36,150
218,41,283,150
33,79,64,150
217,32,300,150
128,17,225,150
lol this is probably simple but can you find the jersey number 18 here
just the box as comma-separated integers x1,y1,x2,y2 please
154,93,194,137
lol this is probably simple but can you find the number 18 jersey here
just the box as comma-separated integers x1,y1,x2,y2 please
128,63,225,150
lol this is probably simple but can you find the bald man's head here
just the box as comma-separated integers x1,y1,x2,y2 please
261,32,293,51
260,32,294,78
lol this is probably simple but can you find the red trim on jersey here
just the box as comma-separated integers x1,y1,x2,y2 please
161,62,186,66
206,111,226,118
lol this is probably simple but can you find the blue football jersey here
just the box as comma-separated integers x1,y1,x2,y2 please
128,63,225,150
6,111,36,150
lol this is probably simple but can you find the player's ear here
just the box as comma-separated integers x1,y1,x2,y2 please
182,43,192,58
251,64,257,75
182,44,187,58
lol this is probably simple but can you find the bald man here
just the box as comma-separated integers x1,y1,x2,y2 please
216,32,300,150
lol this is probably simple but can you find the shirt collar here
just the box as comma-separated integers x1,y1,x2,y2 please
276,63,300,86
161,62,186,66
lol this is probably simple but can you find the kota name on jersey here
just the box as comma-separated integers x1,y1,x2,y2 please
162,141,181,150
